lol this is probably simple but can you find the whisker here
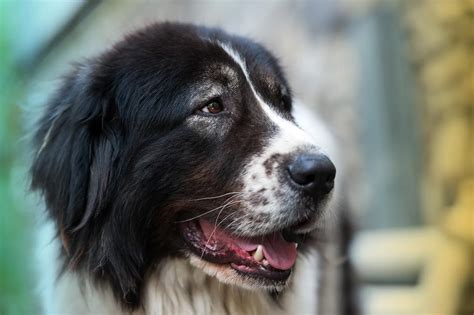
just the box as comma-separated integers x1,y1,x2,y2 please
176,191,245,202
201,198,242,259
215,210,243,231
174,194,243,223
205,199,238,239
220,212,252,234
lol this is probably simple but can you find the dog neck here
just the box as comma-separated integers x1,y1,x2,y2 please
142,259,282,315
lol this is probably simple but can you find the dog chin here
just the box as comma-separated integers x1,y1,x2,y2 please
188,254,290,291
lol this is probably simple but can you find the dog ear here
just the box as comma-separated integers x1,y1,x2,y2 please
31,63,119,238
32,63,148,308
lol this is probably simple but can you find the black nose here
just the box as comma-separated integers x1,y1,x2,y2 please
287,153,336,195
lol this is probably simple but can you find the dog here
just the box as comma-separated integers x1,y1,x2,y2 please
32,22,338,314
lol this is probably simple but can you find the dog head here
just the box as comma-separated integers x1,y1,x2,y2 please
31,22,335,308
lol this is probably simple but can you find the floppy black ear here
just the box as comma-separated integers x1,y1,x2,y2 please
32,63,149,308
31,63,119,238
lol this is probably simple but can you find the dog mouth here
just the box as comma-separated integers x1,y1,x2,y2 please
180,219,298,283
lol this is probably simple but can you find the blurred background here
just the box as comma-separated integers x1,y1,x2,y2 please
0,0,472,314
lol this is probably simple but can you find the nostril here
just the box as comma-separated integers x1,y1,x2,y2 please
287,159,317,186
323,165,336,193
324,177,335,193
287,153,336,194
306,174,316,184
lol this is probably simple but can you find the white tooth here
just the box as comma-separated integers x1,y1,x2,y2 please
294,243,298,249
262,259,269,266
253,245,264,261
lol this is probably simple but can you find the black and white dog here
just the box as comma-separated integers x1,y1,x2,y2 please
32,22,338,314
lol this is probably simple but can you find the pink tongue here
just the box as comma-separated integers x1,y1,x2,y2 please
259,233,297,270
199,219,297,270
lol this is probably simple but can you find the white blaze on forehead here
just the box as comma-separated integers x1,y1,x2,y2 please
217,42,316,152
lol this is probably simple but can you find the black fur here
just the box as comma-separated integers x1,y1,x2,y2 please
31,22,295,309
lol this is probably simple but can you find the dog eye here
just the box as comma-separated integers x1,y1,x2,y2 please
200,100,223,114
